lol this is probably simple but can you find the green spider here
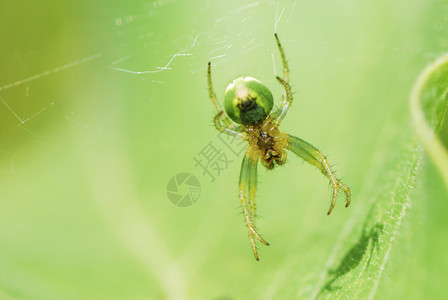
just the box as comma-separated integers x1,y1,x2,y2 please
207,34,351,261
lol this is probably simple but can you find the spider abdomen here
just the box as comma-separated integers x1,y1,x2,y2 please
224,77,274,125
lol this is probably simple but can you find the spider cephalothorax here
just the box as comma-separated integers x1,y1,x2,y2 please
245,117,288,170
207,34,351,261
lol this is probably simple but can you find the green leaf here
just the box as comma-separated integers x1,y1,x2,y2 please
313,53,448,299
410,53,448,187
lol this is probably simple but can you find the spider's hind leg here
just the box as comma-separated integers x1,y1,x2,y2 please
213,111,246,138
286,134,351,215
273,34,293,125
274,33,289,83
273,71,293,126
208,62,245,138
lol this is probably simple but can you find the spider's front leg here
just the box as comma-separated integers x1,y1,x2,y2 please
286,134,351,215
239,151,269,261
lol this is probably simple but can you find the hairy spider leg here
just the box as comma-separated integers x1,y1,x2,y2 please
207,62,245,138
286,135,351,215
274,76,293,124
274,33,289,83
239,153,269,261
247,153,258,219
273,33,292,125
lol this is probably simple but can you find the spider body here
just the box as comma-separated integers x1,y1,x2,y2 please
207,34,351,261
245,117,288,170
224,76,273,125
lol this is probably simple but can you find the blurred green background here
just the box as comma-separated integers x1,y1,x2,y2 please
1,0,448,299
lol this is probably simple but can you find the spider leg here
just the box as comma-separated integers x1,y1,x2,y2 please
239,151,268,261
286,134,351,215
273,34,292,125
275,33,289,83
214,111,246,138
247,153,258,219
273,74,293,126
208,62,246,138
